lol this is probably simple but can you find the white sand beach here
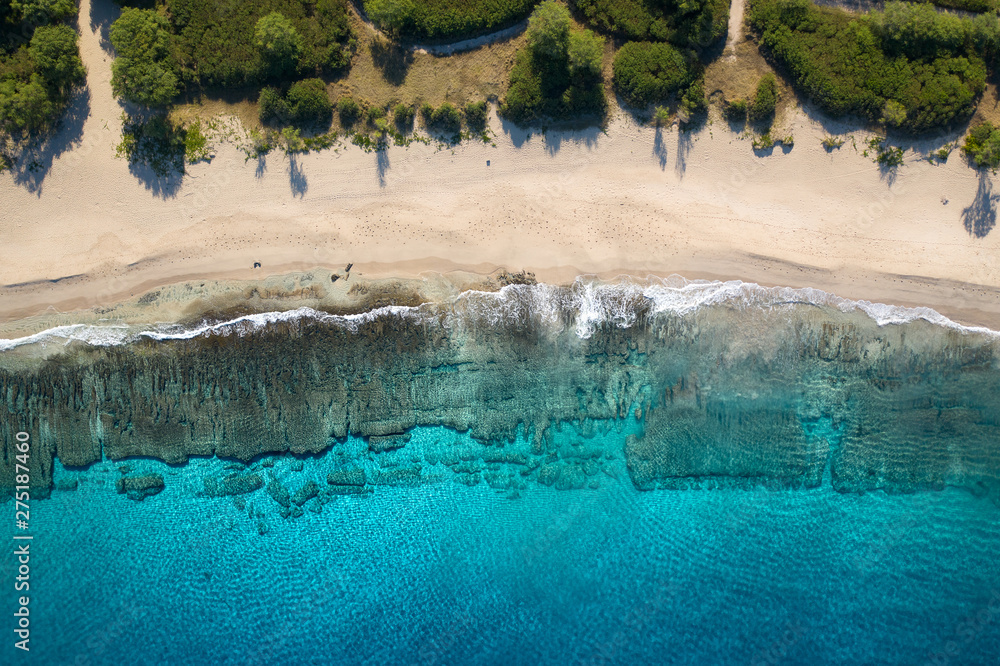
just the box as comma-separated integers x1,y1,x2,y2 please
2,0,999,330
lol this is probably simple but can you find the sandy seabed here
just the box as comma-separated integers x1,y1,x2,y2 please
1,0,999,334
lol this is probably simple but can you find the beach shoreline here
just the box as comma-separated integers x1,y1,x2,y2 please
2,262,999,344
3,0,999,335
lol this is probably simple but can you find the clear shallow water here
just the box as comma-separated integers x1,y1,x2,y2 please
3,279,999,665
20,435,1000,666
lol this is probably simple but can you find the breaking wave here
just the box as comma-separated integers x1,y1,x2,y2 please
1,276,996,353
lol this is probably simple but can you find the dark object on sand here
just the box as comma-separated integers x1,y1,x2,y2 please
331,274,340,283
253,262,261,268
345,263,353,272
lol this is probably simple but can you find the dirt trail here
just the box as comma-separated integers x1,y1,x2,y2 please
726,0,746,55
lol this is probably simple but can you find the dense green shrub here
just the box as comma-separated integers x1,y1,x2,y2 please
963,120,1000,168
500,0,606,123
526,0,571,59
748,0,989,132
928,0,997,12
747,72,777,124
723,98,748,121
429,101,462,133
0,76,53,134
575,0,730,49
109,8,179,106
337,95,361,126
463,100,488,131
363,0,539,41
0,3,85,136
258,86,290,124
393,102,414,128
254,12,303,77
503,40,606,122
567,28,605,81
286,78,332,123
259,79,331,126
163,0,354,88
418,101,435,122
680,76,706,117
28,25,85,93
10,0,77,25
366,105,385,124
612,41,692,108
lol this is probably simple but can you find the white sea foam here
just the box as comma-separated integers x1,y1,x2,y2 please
1,277,996,353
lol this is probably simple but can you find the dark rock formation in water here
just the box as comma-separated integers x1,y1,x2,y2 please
203,472,264,497
115,474,165,501
1,284,999,503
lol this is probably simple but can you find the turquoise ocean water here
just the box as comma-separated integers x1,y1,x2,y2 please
23,440,1000,666
3,279,1000,664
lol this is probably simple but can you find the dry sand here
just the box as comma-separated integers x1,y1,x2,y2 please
1,0,999,332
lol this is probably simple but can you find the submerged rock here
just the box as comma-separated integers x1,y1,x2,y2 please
368,434,411,453
266,479,291,508
291,481,320,506
374,465,423,486
54,478,78,491
115,474,165,501
327,469,366,487
203,472,264,497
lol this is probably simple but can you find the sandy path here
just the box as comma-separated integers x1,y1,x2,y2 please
1,1,999,330
726,0,746,54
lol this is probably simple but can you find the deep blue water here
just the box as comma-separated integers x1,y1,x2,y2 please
16,430,1000,666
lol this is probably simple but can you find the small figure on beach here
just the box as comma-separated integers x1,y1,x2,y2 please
253,262,261,269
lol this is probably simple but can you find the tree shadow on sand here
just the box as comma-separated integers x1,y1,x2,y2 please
118,107,184,198
288,155,307,197
961,171,999,238
8,86,90,195
653,126,668,170
675,126,693,179
90,0,124,53
376,147,390,188
127,160,183,198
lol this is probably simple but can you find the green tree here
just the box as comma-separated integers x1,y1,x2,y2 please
612,41,691,108
30,25,85,93
258,87,290,125
109,9,178,106
337,96,361,126
464,100,488,131
287,78,332,124
526,1,572,60
365,0,417,37
112,59,179,107
430,101,461,133
109,8,173,59
963,120,1000,169
12,0,76,25
880,99,907,126
0,75,54,133
567,29,604,81
748,73,777,124
255,12,304,76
